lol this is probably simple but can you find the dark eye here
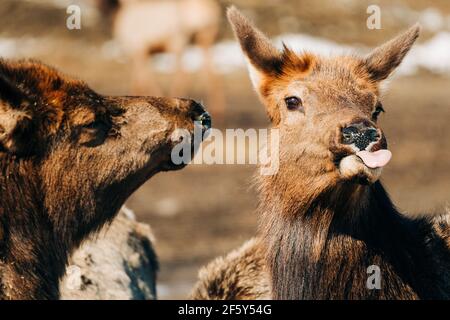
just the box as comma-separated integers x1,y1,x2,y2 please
371,102,385,121
84,120,109,131
284,96,303,111
84,122,97,129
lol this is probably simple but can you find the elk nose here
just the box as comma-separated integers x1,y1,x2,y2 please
341,122,380,150
195,111,212,130
189,100,211,131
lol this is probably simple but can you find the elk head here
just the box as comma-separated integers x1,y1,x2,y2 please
0,59,211,244
228,7,419,195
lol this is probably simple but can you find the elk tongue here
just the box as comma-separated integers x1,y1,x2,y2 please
356,150,392,169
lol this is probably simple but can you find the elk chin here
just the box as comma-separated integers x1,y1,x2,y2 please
339,155,382,184
161,124,201,171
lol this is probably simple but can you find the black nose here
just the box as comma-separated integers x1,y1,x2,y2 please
189,100,211,130
341,122,380,150
194,111,212,131
189,100,206,116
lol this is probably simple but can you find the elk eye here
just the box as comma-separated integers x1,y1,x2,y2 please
84,121,97,129
284,96,303,111
371,103,385,121
83,120,111,134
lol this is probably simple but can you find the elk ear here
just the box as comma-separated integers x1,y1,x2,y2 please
365,24,420,81
0,73,34,155
227,6,282,90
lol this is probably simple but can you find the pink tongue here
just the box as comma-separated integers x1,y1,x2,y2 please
356,150,392,169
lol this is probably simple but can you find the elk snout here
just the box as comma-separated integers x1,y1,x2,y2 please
194,111,212,131
341,122,380,151
188,100,212,131
337,120,391,183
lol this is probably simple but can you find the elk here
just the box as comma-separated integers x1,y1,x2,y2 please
99,0,225,120
191,7,450,300
0,58,210,299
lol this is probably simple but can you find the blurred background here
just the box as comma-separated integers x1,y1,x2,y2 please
1,0,448,298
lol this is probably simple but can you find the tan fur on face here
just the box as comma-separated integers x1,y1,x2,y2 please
228,5,395,188
259,50,315,124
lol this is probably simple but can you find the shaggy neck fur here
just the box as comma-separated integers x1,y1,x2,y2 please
0,157,65,299
0,155,146,299
259,171,450,300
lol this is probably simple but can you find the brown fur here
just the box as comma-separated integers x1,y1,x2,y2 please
192,7,450,300
190,238,270,300
0,58,206,299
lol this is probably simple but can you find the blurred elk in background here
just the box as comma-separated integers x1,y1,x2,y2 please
97,0,225,121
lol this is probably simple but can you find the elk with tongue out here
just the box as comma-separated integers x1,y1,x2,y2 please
191,8,450,300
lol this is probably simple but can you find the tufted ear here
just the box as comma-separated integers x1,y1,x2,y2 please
227,6,282,90
365,24,420,81
0,72,34,155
